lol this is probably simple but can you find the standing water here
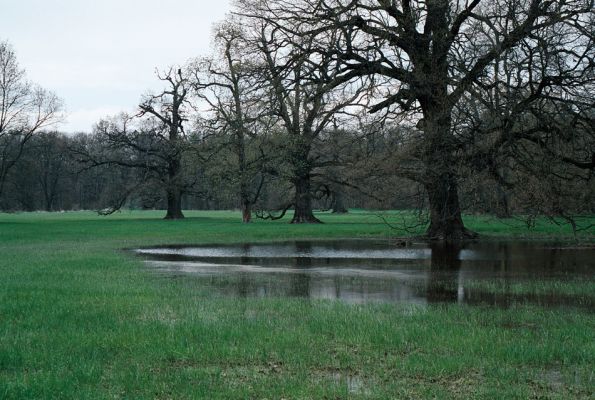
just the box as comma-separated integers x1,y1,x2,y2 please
134,240,595,309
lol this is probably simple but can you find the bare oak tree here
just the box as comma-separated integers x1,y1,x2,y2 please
237,6,368,223
244,0,594,239
138,67,194,219
74,68,197,219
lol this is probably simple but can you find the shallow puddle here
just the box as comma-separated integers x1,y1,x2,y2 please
134,240,595,309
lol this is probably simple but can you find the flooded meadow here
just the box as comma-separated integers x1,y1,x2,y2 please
135,240,595,310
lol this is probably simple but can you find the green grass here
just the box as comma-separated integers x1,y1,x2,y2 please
452,279,595,298
0,210,594,399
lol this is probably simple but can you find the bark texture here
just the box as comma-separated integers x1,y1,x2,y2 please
291,176,321,223
164,186,184,220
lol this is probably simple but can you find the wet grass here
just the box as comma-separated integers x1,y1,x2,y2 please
459,279,595,298
1,210,594,399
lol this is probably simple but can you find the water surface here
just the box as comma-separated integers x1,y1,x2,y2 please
134,240,595,309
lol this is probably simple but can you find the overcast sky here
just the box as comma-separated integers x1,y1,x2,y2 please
1,0,232,133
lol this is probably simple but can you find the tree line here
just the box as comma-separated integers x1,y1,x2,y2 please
1,0,594,241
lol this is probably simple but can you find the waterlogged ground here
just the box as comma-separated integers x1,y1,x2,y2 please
135,240,595,310
2,212,594,398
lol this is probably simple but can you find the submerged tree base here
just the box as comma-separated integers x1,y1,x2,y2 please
424,226,479,242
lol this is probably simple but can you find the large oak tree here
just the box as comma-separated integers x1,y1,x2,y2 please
237,6,369,223
244,0,594,239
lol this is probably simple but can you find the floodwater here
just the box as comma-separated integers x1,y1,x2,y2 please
134,240,595,309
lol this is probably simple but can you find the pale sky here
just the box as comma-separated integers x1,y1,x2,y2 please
1,0,232,133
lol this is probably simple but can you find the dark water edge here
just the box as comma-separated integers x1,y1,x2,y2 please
133,240,595,310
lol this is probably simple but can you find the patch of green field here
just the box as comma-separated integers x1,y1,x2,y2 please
0,210,594,399
458,279,595,298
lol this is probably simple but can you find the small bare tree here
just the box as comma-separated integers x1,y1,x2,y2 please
191,20,269,222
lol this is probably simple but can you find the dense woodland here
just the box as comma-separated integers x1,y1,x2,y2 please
1,0,594,240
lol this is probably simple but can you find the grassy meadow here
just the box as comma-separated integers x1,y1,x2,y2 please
0,210,594,399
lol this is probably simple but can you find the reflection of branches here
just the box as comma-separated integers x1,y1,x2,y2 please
374,210,429,235
374,186,429,234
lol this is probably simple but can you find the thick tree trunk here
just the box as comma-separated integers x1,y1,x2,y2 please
425,172,471,241
421,113,475,241
164,187,184,220
164,140,184,219
409,1,476,242
291,176,321,223
331,190,348,214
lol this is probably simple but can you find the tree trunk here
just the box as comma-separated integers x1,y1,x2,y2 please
425,171,463,240
291,176,321,223
421,110,475,241
241,200,252,223
409,1,476,242
237,132,252,223
331,190,348,214
164,142,184,219
164,187,184,219
42,178,56,212
496,186,511,218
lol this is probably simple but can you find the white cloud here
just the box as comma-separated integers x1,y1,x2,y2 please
2,0,232,132
60,106,132,134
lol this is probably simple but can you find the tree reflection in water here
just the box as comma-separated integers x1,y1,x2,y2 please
289,242,312,297
139,240,595,309
426,243,462,303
